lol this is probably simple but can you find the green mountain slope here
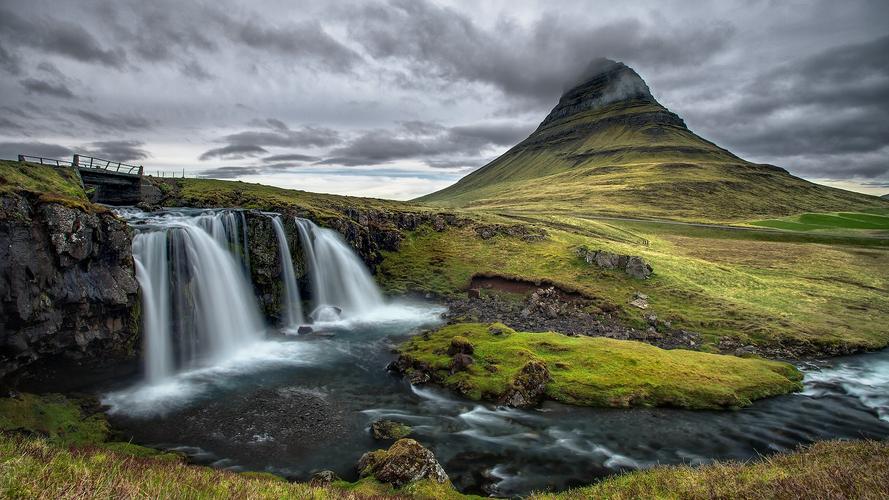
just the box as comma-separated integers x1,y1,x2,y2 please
417,59,888,222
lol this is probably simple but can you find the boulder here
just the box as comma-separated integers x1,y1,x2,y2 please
297,325,313,334
576,246,653,279
370,419,412,440
309,470,340,487
358,438,449,488
500,359,550,408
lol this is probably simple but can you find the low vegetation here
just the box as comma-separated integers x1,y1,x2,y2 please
536,440,889,500
0,160,92,210
379,214,889,354
397,323,802,409
751,211,889,236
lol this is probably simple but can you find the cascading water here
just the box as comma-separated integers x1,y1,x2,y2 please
127,210,265,381
270,216,304,327
295,218,384,318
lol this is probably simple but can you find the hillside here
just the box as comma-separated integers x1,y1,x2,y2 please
417,59,889,222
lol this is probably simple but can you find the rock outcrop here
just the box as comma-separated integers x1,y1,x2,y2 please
0,194,140,381
358,438,449,488
576,246,653,279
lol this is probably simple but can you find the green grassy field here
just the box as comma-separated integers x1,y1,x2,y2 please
751,211,889,236
397,323,801,409
0,160,93,210
379,214,889,354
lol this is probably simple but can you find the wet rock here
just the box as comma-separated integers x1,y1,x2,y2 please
370,419,412,440
358,438,449,488
297,325,313,335
0,194,139,380
309,470,340,487
500,360,550,408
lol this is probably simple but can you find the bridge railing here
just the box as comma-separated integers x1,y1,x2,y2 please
17,155,76,167
74,154,143,176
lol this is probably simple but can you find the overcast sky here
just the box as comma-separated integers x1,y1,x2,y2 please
1,0,887,199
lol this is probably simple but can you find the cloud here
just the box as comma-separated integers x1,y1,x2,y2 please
81,140,150,162
347,0,734,103
322,121,533,167
262,153,320,163
63,108,153,132
199,144,268,161
199,166,263,179
0,141,72,159
690,33,889,179
19,78,76,99
200,120,341,160
212,12,361,71
0,7,125,67
180,60,214,81
0,42,21,74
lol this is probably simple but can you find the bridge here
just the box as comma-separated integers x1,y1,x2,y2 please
18,154,148,205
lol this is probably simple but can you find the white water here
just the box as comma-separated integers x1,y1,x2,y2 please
270,216,304,327
295,218,384,317
129,210,265,381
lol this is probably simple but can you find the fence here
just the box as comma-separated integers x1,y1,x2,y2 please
18,154,143,176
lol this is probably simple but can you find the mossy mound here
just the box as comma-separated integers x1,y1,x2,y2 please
397,323,803,409
0,393,110,445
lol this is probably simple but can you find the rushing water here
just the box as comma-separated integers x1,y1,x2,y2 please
270,216,304,327
295,218,384,317
125,209,265,381
106,207,889,497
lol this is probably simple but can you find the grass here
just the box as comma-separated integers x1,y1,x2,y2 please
0,160,92,210
397,323,802,409
538,440,889,500
751,211,889,236
378,215,889,354
0,394,110,446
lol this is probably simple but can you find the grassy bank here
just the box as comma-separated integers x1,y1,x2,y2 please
536,440,889,500
397,323,802,409
0,160,92,210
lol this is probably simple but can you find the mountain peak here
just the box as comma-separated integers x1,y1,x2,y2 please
540,58,656,128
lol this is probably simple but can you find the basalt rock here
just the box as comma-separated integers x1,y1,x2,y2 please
370,419,412,440
577,246,653,279
358,438,449,488
0,194,139,382
499,359,550,408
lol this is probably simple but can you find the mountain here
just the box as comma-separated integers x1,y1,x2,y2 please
882,194,889,200
417,59,888,221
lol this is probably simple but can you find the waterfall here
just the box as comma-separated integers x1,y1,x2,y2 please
128,210,265,381
271,216,304,327
294,218,384,318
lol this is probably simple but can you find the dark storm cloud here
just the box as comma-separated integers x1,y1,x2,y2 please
0,141,72,159
82,140,150,162
692,34,889,179
321,121,533,167
19,78,76,99
64,109,153,132
0,7,125,67
262,153,320,163
198,166,263,179
0,42,21,74
180,60,214,81
347,0,734,102
200,121,341,160
199,144,268,161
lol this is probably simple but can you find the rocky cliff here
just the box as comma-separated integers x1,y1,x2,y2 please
0,193,140,382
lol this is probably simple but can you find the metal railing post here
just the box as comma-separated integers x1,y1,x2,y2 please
72,154,80,167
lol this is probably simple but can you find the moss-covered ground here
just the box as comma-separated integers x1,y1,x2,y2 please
398,323,801,409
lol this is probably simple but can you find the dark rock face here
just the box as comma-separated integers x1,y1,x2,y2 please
576,246,653,279
242,212,308,324
0,194,140,381
358,438,449,488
